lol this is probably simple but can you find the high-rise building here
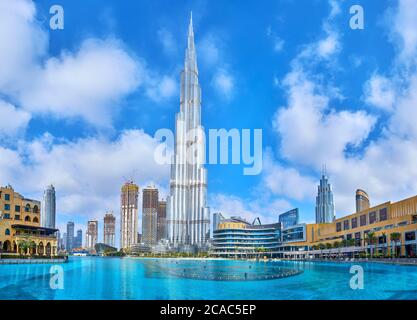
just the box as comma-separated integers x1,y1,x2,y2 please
157,200,167,241
86,220,98,249
356,189,370,213
66,221,75,251
75,229,82,248
279,209,299,229
41,185,56,229
211,212,224,238
167,14,210,247
142,186,159,246
104,212,116,247
315,169,335,223
62,232,67,250
120,181,139,250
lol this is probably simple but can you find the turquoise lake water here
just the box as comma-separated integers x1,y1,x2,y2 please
1,257,417,300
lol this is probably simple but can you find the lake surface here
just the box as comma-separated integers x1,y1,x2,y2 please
1,257,417,300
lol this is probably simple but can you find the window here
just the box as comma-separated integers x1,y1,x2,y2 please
398,221,408,227
406,232,416,241
360,214,367,226
351,217,358,229
369,211,377,224
346,234,352,240
24,216,31,222
33,217,39,223
343,220,349,230
25,204,30,212
336,222,342,232
33,205,39,214
4,204,10,211
355,232,361,246
379,208,388,221
4,194,10,201
14,215,20,220
5,229,10,236
15,205,20,212
3,213,10,219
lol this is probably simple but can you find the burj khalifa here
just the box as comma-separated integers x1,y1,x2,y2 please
166,14,210,247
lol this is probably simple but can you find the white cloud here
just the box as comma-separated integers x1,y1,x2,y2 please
390,0,417,63
364,74,396,111
273,69,376,169
262,150,316,201
317,33,340,59
0,100,31,138
273,37,285,52
198,33,235,100
212,68,234,99
20,39,142,127
210,193,291,224
0,130,169,227
266,26,285,53
145,75,177,102
0,0,47,94
266,0,417,217
197,34,220,67
0,0,176,127
158,28,177,55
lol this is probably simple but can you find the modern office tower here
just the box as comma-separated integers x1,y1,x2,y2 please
75,229,82,248
279,209,299,229
157,200,167,241
62,232,67,250
167,14,210,247
120,181,139,250
86,220,98,249
66,221,75,251
142,186,159,246
211,212,224,238
41,184,56,228
356,189,370,213
137,233,142,243
315,168,336,223
104,212,116,247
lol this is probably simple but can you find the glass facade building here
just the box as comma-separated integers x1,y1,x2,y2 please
279,208,299,229
211,217,281,257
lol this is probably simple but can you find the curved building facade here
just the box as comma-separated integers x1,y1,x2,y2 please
356,189,370,213
210,217,281,257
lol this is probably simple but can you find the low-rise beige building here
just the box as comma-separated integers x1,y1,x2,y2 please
0,185,58,257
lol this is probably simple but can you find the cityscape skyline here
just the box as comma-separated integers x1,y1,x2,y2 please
1,0,417,250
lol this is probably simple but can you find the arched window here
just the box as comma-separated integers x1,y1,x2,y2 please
25,216,31,222
33,205,39,214
33,217,39,223
5,229,10,236
25,204,31,212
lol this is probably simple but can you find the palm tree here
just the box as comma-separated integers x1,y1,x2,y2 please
390,232,401,258
366,232,377,259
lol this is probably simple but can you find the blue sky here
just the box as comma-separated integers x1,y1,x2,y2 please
1,0,417,246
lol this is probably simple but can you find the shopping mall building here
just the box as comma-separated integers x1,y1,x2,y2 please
211,194,417,259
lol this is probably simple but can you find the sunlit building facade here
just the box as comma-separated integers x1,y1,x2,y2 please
120,181,139,250
0,185,58,256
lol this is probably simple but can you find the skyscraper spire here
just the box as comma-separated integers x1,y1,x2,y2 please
315,170,335,224
167,15,210,248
